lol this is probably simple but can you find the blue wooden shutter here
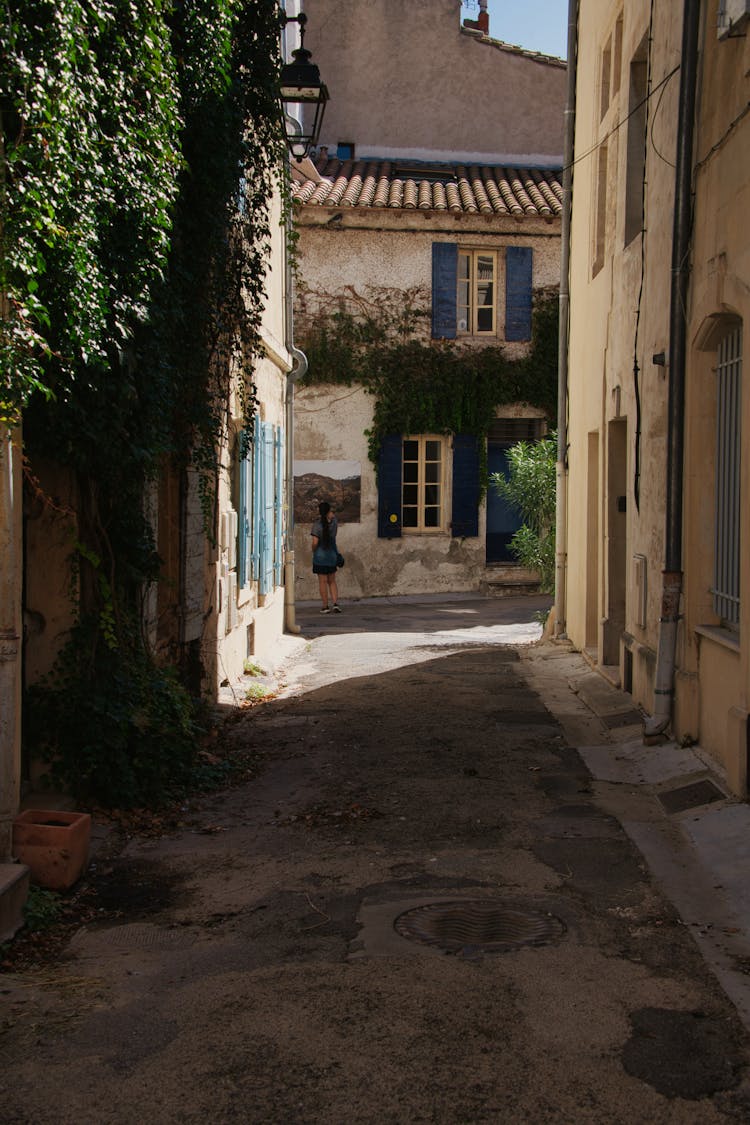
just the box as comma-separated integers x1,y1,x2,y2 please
378,434,403,538
505,246,533,341
432,242,457,339
237,434,249,586
250,417,261,581
451,433,480,537
274,425,284,586
259,422,275,595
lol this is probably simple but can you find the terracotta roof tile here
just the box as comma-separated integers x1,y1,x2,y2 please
293,158,562,220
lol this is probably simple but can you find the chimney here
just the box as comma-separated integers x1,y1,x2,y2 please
463,0,489,36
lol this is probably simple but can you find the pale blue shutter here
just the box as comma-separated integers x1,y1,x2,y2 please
260,422,275,596
237,434,249,586
505,246,533,341
274,426,284,586
432,243,457,339
250,417,261,581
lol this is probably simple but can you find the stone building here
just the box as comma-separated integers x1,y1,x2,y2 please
561,0,750,793
292,0,567,600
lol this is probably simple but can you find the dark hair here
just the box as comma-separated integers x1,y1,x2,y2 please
318,501,332,547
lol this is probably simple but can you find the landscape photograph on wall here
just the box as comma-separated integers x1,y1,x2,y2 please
293,460,362,524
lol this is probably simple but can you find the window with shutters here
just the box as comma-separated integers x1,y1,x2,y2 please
432,243,532,342
378,432,479,539
402,435,447,531
713,325,742,631
457,250,497,335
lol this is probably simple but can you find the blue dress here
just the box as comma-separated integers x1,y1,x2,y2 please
311,516,339,574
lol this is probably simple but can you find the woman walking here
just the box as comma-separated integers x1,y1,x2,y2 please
311,501,342,614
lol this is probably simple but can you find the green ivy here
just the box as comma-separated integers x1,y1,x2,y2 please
2,0,286,806
297,285,559,489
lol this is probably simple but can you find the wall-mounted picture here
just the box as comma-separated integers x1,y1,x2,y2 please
294,460,361,524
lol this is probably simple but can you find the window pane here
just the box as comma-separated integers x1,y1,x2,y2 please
459,253,470,280
403,484,419,505
402,507,418,528
425,484,440,505
424,507,440,528
403,439,418,460
477,305,493,332
425,462,439,483
477,254,494,280
403,462,418,483
477,280,493,306
425,440,441,461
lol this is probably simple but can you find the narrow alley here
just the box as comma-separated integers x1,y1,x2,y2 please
2,596,750,1124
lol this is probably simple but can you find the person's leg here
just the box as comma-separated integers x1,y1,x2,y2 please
318,573,330,611
327,572,340,609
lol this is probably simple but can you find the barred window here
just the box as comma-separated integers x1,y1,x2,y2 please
713,325,742,630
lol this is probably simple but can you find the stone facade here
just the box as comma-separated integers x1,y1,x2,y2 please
563,0,750,793
293,0,566,602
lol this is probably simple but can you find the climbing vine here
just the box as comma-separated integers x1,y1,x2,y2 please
3,0,286,805
296,283,559,487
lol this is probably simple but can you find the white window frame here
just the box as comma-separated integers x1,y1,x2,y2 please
401,435,448,533
457,249,497,336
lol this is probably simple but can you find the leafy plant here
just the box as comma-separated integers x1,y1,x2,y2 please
23,886,62,931
244,682,268,702
4,0,286,806
243,660,266,676
25,620,199,806
490,431,557,592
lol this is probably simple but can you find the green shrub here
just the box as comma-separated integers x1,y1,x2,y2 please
490,432,557,593
25,621,199,808
23,887,63,931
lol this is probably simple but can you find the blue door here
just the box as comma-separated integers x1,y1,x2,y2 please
486,441,521,563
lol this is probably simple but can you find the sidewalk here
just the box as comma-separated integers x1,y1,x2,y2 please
522,641,750,1031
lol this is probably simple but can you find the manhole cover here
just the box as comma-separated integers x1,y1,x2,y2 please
657,778,725,814
393,900,565,953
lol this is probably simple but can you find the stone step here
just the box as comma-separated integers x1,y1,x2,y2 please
480,567,541,598
0,863,30,944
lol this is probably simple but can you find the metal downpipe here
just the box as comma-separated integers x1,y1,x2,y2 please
554,0,578,640
644,0,701,737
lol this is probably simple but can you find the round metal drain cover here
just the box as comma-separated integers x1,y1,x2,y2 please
394,900,565,953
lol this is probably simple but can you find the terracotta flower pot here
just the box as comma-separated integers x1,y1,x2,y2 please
12,809,91,891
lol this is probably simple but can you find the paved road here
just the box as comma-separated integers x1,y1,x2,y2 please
2,595,750,1123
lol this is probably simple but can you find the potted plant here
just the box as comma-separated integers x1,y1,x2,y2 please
12,809,91,891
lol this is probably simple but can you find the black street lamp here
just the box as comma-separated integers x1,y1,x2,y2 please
279,11,329,161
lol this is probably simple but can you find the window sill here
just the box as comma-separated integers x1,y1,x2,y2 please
695,623,740,654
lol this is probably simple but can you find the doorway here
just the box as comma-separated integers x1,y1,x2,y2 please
486,418,544,565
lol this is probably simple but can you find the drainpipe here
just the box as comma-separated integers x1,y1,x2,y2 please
644,0,701,737
553,0,578,640
278,3,305,637
0,425,22,860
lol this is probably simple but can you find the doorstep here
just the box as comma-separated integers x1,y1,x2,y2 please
0,863,30,944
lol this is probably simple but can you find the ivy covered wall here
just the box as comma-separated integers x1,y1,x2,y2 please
1,0,286,806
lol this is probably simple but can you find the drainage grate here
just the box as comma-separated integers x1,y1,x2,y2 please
657,778,726,815
393,900,565,954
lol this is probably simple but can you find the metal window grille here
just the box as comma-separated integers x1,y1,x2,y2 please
713,326,742,628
